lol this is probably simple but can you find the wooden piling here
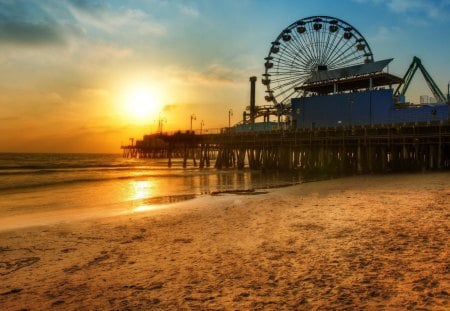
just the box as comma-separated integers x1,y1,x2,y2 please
120,122,450,175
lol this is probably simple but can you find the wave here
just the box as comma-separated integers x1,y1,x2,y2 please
0,169,215,193
0,163,154,171
0,153,172,173
0,165,166,177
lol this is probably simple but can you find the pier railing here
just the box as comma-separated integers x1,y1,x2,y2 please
121,121,450,174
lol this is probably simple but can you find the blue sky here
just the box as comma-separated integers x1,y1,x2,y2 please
0,0,449,152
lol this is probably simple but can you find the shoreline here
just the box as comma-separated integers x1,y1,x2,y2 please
1,172,449,309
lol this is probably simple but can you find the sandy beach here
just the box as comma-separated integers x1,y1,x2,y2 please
1,172,449,310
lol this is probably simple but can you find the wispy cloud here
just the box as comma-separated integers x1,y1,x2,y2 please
165,63,244,86
371,25,401,43
0,0,167,48
353,0,450,21
178,4,200,18
0,20,65,46
67,0,166,36
162,104,179,112
0,1,81,46
0,116,20,122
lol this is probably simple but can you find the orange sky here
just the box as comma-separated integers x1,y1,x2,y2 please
1,0,449,153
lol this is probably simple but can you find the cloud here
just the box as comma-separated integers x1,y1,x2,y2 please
0,1,80,46
0,0,166,47
165,63,244,86
0,21,66,46
371,25,401,43
67,0,166,36
387,0,447,19
353,0,450,21
178,4,200,18
163,104,179,112
0,116,20,122
66,0,109,13
44,92,65,105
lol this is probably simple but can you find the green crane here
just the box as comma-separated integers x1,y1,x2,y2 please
394,56,447,104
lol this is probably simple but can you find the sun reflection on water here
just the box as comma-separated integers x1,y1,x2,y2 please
127,177,196,214
133,205,156,213
128,180,155,213
130,180,154,201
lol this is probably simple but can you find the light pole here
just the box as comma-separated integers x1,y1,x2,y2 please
190,114,196,132
228,109,233,129
157,117,166,134
200,120,204,134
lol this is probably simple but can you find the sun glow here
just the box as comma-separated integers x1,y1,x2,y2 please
122,84,164,123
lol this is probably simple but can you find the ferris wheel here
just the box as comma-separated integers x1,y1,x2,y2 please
262,16,374,106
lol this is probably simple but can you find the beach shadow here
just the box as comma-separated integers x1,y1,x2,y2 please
210,189,268,196
142,194,196,205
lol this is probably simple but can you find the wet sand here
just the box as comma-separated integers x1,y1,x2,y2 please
1,173,449,310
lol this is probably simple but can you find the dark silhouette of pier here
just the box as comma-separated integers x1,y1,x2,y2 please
122,121,450,174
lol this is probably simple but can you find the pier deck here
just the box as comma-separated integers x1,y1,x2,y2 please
121,121,450,174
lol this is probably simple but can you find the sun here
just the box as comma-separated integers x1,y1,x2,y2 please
123,85,163,123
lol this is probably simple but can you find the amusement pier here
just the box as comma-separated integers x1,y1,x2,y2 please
121,16,450,174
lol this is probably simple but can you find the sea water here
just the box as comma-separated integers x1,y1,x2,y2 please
0,153,302,230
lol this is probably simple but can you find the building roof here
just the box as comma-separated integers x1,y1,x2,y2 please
297,58,403,94
305,58,394,84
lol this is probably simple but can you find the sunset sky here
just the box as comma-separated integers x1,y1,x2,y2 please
1,0,449,153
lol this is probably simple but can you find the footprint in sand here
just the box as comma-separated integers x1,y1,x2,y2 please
1,288,22,296
0,257,40,276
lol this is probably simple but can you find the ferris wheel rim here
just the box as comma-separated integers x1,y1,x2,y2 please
280,16,374,57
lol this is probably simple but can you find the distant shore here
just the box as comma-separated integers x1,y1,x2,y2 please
1,172,449,309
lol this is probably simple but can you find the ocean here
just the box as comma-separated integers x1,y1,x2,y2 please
0,153,302,230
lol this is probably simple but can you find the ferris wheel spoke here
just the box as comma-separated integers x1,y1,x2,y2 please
275,45,300,63
316,23,328,63
275,53,307,70
270,77,309,87
329,35,364,64
327,41,356,65
270,72,311,84
276,87,302,104
272,66,312,76
271,74,308,86
274,83,301,99
290,32,314,63
322,29,339,62
274,69,311,79
299,40,317,63
281,38,311,66
323,27,337,63
327,40,359,66
311,22,324,61
315,24,325,62
276,48,306,67
323,35,347,65
331,53,363,68
274,63,306,73
273,70,306,80
271,75,308,89
305,24,317,61
318,31,330,64
301,24,319,62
